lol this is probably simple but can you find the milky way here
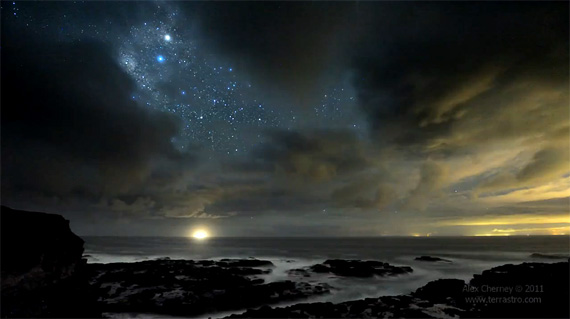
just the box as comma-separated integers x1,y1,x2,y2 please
5,1,366,156
116,3,366,156
5,1,566,236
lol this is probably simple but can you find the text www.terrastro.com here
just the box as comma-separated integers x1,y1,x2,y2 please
465,296,542,304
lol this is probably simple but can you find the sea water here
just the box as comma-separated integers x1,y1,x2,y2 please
83,236,569,318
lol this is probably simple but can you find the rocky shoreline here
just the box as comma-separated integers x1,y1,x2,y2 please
1,206,101,318
2,206,569,318
86,258,417,317
90,258,568,319
287,259,414,278
86,258,332,317
229,261,570,319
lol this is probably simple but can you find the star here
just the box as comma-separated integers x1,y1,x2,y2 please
98,3,361,156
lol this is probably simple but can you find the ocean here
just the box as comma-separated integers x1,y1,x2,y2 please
84,236,569,318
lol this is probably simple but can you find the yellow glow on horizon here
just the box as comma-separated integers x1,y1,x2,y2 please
491,226,570,234
191,229,209,240
474,233,511,237
436,214,570,226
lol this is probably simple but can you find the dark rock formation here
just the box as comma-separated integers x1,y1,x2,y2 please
229,261,569,318
218,258,275,267
86,259,330,317
0,206,100,318
529,253,569,260
229,294,464,318
415,255,452,263
413,278,465,302
289,259,413,278
466,262,569,318
287,268,311,277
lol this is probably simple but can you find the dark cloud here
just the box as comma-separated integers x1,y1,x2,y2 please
331,180,395,211
351,2,568,153
252,130,371,183
1,38,193,202
478,147,570,193
1,2,568,236
186,2,356,108
513,197,570,210
402,161,448,211
205,187,327,216
517,148,570,183
201,129,382,216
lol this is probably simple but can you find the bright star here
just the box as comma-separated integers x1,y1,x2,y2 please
156,55,165,63
164,34,171,41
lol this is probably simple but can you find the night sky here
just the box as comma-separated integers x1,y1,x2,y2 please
2,1,568,237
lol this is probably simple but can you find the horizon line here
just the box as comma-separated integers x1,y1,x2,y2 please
79,234,570,238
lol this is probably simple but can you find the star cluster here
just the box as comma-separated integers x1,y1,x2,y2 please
2,1,568,237
3,1,367,157
115,4,367,155
116,6,289,154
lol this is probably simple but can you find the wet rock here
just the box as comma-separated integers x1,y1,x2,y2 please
415,256,452,263
309,263,331,273
294,259,413,278
413,278,466,305
154,257,171,261
529,253,569,260
466,262,569,318
87,259,328,317
287,268,311,277
229,294,463,318
218,258,274,267
229,261,569,318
